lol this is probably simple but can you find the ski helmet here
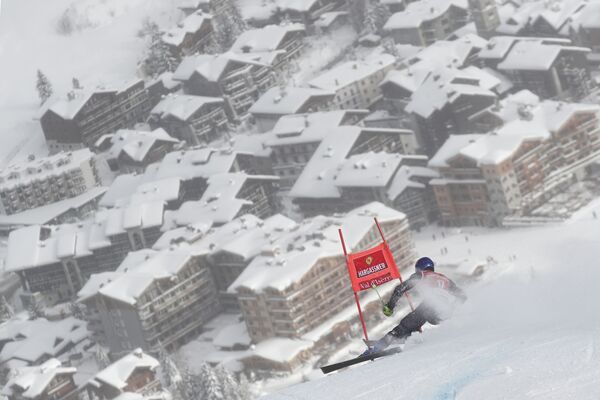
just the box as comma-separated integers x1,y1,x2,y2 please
415,257,434,271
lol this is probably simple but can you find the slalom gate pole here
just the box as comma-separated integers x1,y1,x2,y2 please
339,228,369,342
374,218,417,313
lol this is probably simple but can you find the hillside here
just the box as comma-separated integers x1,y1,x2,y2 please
264,201,600,399
0,0,184,166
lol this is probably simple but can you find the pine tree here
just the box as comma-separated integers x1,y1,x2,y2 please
348,0,368,33
197,363,223,400
215,366,241,400
157,344,182,389
27,296,45,320
238,373,254,400
142,21,179,78
212,0,248,51
69,302,86,320
0,296,14,323
178,370,205,400
94,345,111,369
36,70,53,105
365,0,391,35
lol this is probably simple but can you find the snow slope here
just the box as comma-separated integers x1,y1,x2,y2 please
0,0,184,166
265,201,600,399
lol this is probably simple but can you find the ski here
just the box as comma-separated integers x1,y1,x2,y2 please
320,347,402,374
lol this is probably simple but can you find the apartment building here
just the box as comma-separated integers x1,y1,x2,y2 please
402,65,503,156
149,94,230,145
333,152,439,229
173,53,277,121
6,202,165,303
161,11,214,57
288,126,413,216
383,0,469,46
231,24,306,71
0,149,99,215
308,54,395,110
249,87,335,132
95,129,180,174
2,359,78,400
41,80,151,153
229,202,415,342
86,349,162,400
78,246,219,354
468,0,500,39
429,98,600,226
479,36,592,100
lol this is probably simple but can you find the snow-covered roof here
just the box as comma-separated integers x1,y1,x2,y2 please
162,11,212,47
213,321,251,349
0,318,89,365
268,110,366,145
497,39,589,71
565,1,600,32
497,0,587,35
404,66,500,118
432,99,599,166
152,222,211,250
150,94,224,122
45,79,143,120
314,11,348,28
248,87,334,116
275,0,320,13
2,359,76,399
173,52,268,83
98,128,179,163
231,24,305,53
383,0,467,30
229,202,406,293
309,54,395,91
6,202,164,271
90,349,159,390
387,165,439,200
0,187,106,228
0,149,94,190
96,245,192,305
334,152,403,188
77,272,123,302
428,134,485,168
162,172,278,228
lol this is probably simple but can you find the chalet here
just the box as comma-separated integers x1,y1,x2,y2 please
249,87,335,132
173,53,277,120
162,11,214,57
86,349,162,400
383,0,469,46
95,128,180,173
2,359,78,400
149,94,229,145
41,80,151,153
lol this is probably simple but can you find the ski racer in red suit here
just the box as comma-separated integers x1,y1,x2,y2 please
362,257,467,356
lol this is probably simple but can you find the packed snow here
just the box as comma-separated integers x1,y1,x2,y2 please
265,200,600,399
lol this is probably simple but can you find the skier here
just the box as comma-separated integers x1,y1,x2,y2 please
362,257,467,356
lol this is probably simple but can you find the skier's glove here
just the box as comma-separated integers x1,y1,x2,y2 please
382,305,393,317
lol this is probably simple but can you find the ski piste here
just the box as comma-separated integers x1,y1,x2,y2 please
320,347,402,374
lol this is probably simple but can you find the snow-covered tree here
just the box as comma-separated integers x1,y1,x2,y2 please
348,0,368,33
238,373,254,400
69,302,86,320
365,0,391,35
36,70,53,105
178,370,205,400
215,366,241,400
382,37,401,59
142,21,179,78
27,296,45,320
0,297,14,323
197,363,223,400
213,0,248,51
94,345,111,369
158,344,182,389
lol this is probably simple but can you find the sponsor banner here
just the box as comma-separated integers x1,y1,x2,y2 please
347,243,400,293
